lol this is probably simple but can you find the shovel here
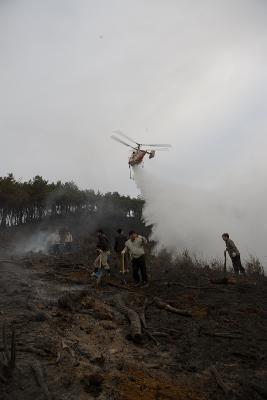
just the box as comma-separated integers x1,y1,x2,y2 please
223,252,227,276
120,252,127,285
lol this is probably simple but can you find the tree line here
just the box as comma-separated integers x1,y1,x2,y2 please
0,174,145,231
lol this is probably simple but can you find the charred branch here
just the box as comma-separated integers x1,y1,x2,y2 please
153,297,193,318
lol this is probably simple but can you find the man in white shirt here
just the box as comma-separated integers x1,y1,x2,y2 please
64,231,73,252
48,230,60,254
122,230,148,287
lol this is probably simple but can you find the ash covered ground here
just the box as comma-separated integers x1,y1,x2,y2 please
0,231,266,400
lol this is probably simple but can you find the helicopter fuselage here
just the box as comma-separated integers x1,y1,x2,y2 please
111,130,170,171
128,149,147,166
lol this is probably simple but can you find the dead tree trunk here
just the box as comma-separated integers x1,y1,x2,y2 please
139,298,148,328
31,360,52,400
153,297,193,317
1,324,16,378
210,366,230,395
114,295,142,343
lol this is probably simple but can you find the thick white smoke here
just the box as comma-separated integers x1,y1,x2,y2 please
0,0,266,266
127,1,267,269
14,230,58,255
134,166,267,267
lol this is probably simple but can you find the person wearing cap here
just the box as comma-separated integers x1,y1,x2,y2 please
122,230,148,287
222,233,245,275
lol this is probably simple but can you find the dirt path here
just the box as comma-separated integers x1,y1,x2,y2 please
0,256,267,399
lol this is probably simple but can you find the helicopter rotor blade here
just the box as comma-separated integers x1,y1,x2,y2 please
113,130,140,146
141,143,172,148
110,135,136,150
146,148,169,151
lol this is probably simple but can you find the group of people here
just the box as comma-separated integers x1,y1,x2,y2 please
93,229,149,287
50,227,245,280
93,230,246,283
49,228,73,254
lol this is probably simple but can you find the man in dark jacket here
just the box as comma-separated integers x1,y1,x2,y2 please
114,229,128,272
92,230,110,276
222,233,245,275
97,229,109,252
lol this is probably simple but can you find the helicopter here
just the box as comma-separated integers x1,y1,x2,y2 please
111,130,171,177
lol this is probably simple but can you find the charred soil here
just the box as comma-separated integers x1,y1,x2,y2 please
0,251,266,400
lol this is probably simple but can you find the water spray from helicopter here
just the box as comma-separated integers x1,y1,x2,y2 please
111,131,267,268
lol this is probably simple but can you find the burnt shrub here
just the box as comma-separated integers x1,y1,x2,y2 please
245,255,265,276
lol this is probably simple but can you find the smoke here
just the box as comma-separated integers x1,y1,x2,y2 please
134,166,267,267
0,0,266,196
13,228,58,255
123,1,267,268
0,1,267,265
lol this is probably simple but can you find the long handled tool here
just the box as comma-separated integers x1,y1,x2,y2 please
223,252,227,276
96,251,103,287
121,252,127,285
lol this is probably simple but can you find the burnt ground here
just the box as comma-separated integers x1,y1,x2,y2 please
0,251,266,400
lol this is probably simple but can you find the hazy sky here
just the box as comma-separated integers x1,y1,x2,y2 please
0,0,266,196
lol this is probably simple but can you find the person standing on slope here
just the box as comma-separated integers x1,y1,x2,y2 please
222,233,246,275
122,230,148,287
92,229,110,276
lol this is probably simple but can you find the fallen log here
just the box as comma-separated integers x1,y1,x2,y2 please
204,332,242,340
77,310,94,316
210,366,230,395
210,277,237,285
2,324,10,363
153,297,193,318
142,328,160,345
55,352,61,364
114,295,142,343
160,327,181,335
151,331,170,337
163,281,222,290
139,298,148,329
0,371,7,383
31,360,52,400
19,346,47,357
1,324,16,376
47,352,61,366
10,328,16,370
61,339,75,358
108,282,134,292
